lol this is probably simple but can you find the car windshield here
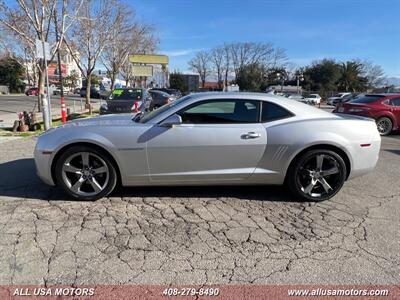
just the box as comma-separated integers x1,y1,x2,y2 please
350,95,383,104
109,88,143,101
135,95,192,123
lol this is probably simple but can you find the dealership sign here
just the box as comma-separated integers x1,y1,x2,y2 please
131,65,153,77
129,54,169,65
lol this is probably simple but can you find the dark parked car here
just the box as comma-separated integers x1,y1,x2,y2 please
148,90,175,110
100,87,150,115
334,93,400,135
80,86,100,98
150,88,182,98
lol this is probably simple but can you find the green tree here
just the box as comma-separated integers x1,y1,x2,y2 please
0,55,25,93
169,72,188,94
236,63,267,91
63,70,80,88
303,59,341,92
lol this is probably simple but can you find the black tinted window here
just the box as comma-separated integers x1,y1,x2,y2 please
390,98,400,106
350,95,382,104
261,102,293,122
179,99,260,124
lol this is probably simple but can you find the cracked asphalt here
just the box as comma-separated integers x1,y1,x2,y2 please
0,136,399,285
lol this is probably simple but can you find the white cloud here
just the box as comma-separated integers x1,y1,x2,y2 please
162,48,204,57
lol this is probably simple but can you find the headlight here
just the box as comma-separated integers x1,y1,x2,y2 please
100,103,108,110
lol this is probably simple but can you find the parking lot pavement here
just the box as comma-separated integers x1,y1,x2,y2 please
0,137,399,285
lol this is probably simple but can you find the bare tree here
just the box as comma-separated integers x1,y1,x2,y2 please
102,18,158,90
228,42,287,80
0,0,82,110
188,50,211,88
222,43,231,89
210,47,226,89
119,25,158,88
65,0,124,113
120,63,134,87
360,60,386,88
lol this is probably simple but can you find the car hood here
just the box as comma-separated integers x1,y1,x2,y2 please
62,113,137,128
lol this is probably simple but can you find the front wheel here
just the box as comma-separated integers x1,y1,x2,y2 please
287,149,347,202
376,117,392,136
55,146,117,200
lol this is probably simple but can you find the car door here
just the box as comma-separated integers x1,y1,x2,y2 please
146,99,267,182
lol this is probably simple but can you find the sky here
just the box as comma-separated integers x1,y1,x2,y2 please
131,0,400,77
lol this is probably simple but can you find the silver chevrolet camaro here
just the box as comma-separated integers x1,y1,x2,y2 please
34,92,381,201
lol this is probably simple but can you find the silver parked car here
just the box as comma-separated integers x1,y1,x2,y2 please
34,92,381,201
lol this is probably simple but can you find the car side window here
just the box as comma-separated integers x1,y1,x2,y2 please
261,102,293,122
390,98,400,106
178,99,260,124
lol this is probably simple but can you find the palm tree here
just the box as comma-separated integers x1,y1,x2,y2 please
337,61,368,92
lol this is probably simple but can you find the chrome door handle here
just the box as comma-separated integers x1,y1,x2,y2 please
241,132,261,139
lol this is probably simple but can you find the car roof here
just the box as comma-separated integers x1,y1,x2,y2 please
364,93,400,98
114,87,144,90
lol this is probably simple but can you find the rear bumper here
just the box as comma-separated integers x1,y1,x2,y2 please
347,132,381,180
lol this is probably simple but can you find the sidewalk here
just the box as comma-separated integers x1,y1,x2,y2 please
0,101,100,128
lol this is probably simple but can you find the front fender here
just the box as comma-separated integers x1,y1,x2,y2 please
36,128,122,184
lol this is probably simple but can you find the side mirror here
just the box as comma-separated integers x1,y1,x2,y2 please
159,114,182,127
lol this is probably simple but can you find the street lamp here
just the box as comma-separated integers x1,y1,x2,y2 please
296,71,304,94
276,72,285,93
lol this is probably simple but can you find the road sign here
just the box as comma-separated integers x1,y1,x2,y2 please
129,54,169,64
132,65,153,77
35,39,51,60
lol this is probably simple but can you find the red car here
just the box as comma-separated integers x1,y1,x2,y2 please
334,94,400,135
25,87,39,96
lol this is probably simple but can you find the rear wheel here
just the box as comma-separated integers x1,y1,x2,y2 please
376,117,392,136
287,149,347,201
55,146,117,200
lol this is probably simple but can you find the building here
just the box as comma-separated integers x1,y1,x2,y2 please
25,47,82,88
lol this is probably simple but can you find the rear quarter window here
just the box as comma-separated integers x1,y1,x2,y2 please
350,95,383,104
261,102,293,122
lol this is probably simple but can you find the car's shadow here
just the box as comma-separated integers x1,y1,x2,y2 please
0,158,298,202
385,149,400,156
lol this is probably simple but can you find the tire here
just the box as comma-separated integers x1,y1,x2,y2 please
55,145,117,200
286,149,347,202
376,117,392,136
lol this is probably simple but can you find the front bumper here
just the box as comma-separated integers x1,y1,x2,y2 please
34,143,55,186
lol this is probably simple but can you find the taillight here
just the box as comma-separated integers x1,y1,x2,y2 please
131,101,139,112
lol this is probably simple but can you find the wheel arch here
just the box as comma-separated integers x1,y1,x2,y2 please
376,114,397,130
51,142,122,186
285,144,351,182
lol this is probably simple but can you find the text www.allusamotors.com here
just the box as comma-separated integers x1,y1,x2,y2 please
288,288,389,297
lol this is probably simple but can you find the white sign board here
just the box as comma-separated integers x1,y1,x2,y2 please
36,39,51,59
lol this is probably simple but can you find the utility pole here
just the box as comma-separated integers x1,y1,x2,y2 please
42,39,52,127
54,11,67,124
36,38,51,130
296,71,304,94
